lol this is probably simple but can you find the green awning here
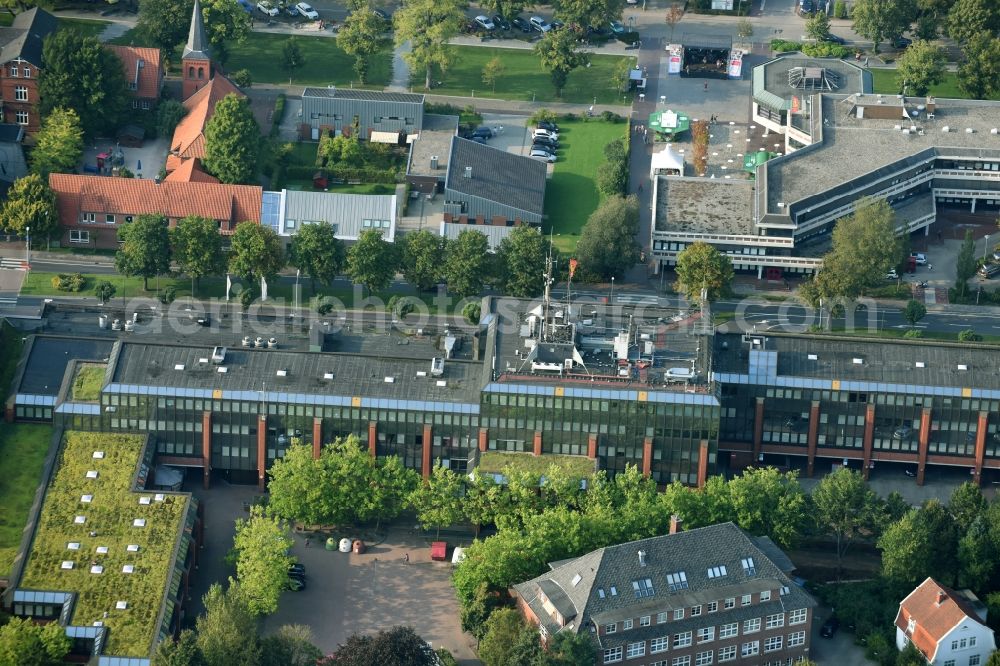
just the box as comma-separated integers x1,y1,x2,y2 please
648,109,690,137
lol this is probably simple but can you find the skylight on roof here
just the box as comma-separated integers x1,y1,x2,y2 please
90,565,103,574
708,565,728,579
571,573,582,586
116,601,128,610
133,519,146,528
139,496,151,505
67,542,80,551
154,494,165,502
666,571,688,592
610,586,618,596
93,451,104,459
597,588,606,598
74,515,86,524
81,494,93,503
86,470,98,479
126,544,140,552
632,578,655,598
61,561,74,570
96,546,108,554
122,565,135,574
741,557,757,576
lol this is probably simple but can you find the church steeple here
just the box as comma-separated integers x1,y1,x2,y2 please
183,0,211,61
181,0,214,100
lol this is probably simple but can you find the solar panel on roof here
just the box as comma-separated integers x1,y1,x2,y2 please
261,191,282,233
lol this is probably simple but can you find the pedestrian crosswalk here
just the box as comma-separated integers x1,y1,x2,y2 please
0,258,27,270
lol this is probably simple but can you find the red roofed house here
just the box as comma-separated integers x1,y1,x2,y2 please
895,577,995,666
107,45,163,113
50,173,261,250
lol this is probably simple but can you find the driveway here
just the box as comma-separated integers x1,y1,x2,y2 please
810,602,869,666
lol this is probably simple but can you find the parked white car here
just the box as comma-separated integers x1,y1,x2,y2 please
910,252,927,265
474,15,495,30
257,0,279,16
533,127,559,141
295,2,319,19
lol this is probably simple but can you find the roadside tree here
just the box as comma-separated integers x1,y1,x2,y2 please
289,221,346,293
259,625,323,666
137,0,193,51
903,299,927,326
393,0,465,90
0,174,59,243
151,629,203,666
39,31,128,136
674,241,734,304
947,0,1000,44
727,467,810,549
228,221,284,284
31,107,83,178
94,281,117,304
737,18,754,40
895,40,946,95
955,230,977,296
554,0,624,30
201,0,253,66
281,37,304,84
665,2,683,41
203,93,260,184
812,468,884,579
958,33,1000,109
496,225,547,297
171,215,226,296
575,194,640,280
338,8,386,83
878,498,959,587
481,0,527,21
949,482,987,533
478,608,530,666
400,229,444,291
320,626,437,666
443,229,491,297
851,0,910,52
805,12,831,39
195,583,261,666
231,506,294,616
464,473,506,537
115,214,172,290
346,227,397,294
482,56,505,93
534,29,589,97
409,461,464,537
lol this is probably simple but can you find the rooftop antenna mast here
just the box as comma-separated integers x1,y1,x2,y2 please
542,234,554,342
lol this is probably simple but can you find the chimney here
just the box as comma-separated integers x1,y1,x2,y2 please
936,590,947,606
669,514,682,535
464,166,472,179
638,550,647,567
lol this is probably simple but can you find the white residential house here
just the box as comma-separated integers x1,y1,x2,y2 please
895,577,996,666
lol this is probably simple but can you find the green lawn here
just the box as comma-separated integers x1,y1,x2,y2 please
227,32,392,87
71,364,106,402
0,423,53,576
424,45,635,105
285,181,397,194
870,67,1000,101
58,17,110,39
543,119,629,254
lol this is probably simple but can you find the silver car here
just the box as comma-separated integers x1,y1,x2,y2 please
530,148,556,163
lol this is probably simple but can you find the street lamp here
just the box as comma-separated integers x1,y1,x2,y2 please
984,234,991,261
628,16,635,32
610,276,615,307
24,226,29,267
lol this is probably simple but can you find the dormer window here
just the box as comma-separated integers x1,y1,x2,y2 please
666,571,688,591
741,557,757,576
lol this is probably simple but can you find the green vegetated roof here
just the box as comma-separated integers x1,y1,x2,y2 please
71,364,106,402
19,431,190,657
477,450,597,478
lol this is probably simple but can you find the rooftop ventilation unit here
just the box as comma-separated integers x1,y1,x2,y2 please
852,358,863,364
323,372,334,380
174,364,185,371
942,126,950,132
436,380,447,387
416,371,427,377
384,376,395,383
958,364,968,370
966,128,975,133
276,369,287,377
991,128,999,135
915,361,925,368
464,166,472,178
198,357,208,364
807,354,818,360
430,155,439,169
217,366,228,373
211,346,227,364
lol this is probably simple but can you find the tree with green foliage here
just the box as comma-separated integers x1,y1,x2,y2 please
496,226,547,297
460,580,504,639
152,629,204,666
727,467,810,549
203,93,260,184
478,608,530,666
553,0,625,30
864,631,896,666
0,173,59,242
228,221,284,283
949,481,987,533
338,8,387,84
0,616,71,666
464,473,506,537
230,68,252,88
347,227,397,294
597,138,629,197
534,29,589,97
959,329,983,342
156,99,188,139
878,499,959,587
171,215,226,296
39,31,128,136
319,133,363,166
545,631,598,666
400,229,444,291
201,0,253,66
260,625,323,666
94,280,117,304
958,33,1000,108
903,299,927,326
674,241,734,304
947,0,1000,44
812,468,884,579
575,194,640,280
443,229,491,297
393,0,465,90
896,40,946,95
281,38,304,84
896,641,926,666
115,214,172,290
957,512,997,591
852,0,911,52
737,18,754,40
290,221,346,294
481,0,528,21
195,583,261,666
800,198,905,306
806,12,831,39
409,460,464,537
955,230,978,296
986,651,1000,666
320,626,437,666
463,301,482,324
231,506,294,616
31,107,83,178
481,56,505,93
137,0,193,51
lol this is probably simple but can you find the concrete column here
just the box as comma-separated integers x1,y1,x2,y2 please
752,397,765,462
971,198,977,214
974,411,988,486
533,431,542,457
368,421,377,458
806,401,820,478
422,424,432,479
312,417,322,460
202,411,212,489
862,404,875,480
697,440,709,488
587,434,598,460
256,414,267,491
478,428,488,453
642,437,653,477
917,407,931,486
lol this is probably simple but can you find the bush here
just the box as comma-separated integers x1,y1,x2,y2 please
834,0,848,18
463,302,482,325
387,295,415,318
230,68,253,89
52,273,85,292
270,94,286,139
958,329,983,342
903,329,923,339
155,99,187,139
802,42,852,58
158,286,176,305
317,301,334,315
529,109,558,125
601,110,622,123
94,280,116,303
771,39,802,52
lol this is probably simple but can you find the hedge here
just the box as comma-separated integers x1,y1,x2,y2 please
283,164,400,184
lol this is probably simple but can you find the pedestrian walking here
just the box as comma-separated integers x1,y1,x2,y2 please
404,552,410,563
305,537,311,548
704,82,708,92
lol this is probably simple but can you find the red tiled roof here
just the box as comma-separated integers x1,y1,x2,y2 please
170,75,243,161
164,158,219,184
895,578,987,661
49,174,261,229
107,45,163,100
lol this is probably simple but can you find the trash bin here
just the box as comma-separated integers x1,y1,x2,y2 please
325,537,337,551
98,315,108,329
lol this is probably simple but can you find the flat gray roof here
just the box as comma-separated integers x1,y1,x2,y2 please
656,177,755,234
19,337,114,395
302,87,425,104
408,114,459,178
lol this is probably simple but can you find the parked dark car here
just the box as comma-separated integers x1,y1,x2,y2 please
532,135,559,149
537,120,560,132
551,19,564,30
532,142,557,154
471,126,493,140
372,7,390,21
288,563,305,576
820,616,839,638
893,36,912,48
492,14,510,30
822,33,846,45
893,425,913,440
512,16,532,32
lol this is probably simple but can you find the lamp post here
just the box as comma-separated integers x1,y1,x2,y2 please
984,234,991,262
294,268,301,312
610,276,615,307
24,226,29,267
